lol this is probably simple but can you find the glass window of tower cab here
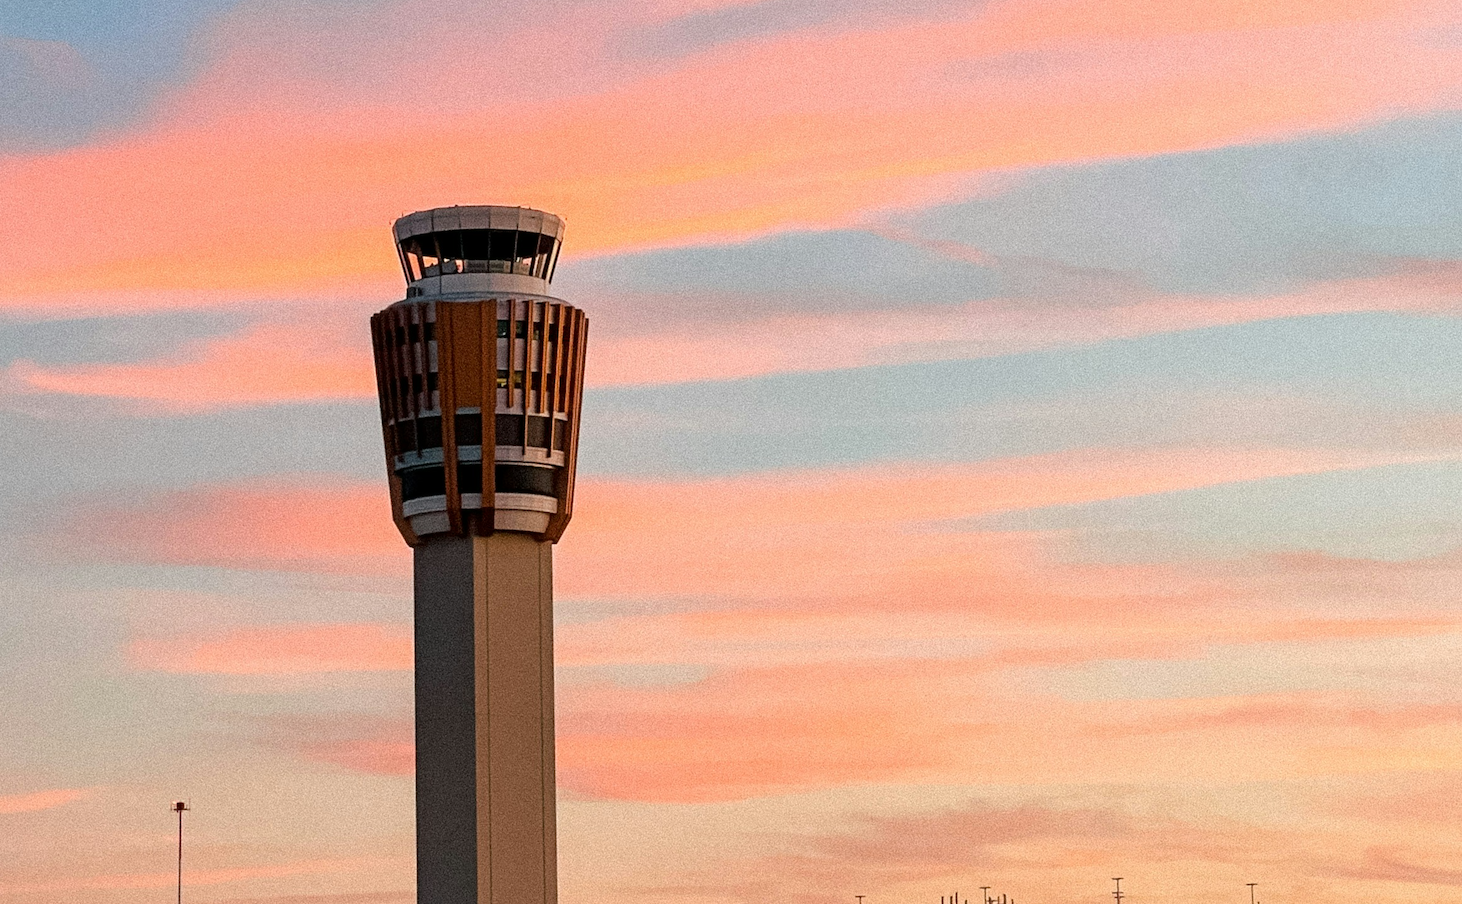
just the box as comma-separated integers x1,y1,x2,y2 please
394,206,565,298
370,205,588,547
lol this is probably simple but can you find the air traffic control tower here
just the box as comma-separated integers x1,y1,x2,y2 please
369,206,587,904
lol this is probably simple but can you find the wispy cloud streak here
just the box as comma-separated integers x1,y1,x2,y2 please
1,0,1457,307
0,788,90,815
129,624,412,675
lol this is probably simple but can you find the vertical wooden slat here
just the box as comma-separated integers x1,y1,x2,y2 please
395,308,409,423
369,315,393,458
396,306,408,419
480,299,497,523
521,300,531,456
563,310,589,534
536,301,550,415
543,305,556,423
542,306,552,452
382,308,400,423
507,298,519,412
369,316,392,451
401,305,419,423
437,303,461,535
550,304,567,457
418,302,426,415
371,310,417,546
380,310,397,421
461,302,482,412
544,308,586,542
554,304,569,414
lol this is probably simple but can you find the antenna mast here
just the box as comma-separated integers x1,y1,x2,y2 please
173,800,190,904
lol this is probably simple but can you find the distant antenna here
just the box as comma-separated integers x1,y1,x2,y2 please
173,801,190,904
1113,877,1124,904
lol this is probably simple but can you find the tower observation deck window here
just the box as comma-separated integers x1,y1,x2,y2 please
401,466,445,501
400,229,562,282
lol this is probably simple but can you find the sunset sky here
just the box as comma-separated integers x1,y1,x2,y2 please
1,1,1461,902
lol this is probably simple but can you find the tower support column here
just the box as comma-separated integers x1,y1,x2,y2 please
415,532,557,904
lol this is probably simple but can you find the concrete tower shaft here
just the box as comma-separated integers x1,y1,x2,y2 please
369,206,586,904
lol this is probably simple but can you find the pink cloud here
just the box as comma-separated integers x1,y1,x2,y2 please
240,612,1462,802
0,787,90,815
1337,773,1462,826
1338,846,1462,887
72,448,1462,802
209,889,412,895
299,735,415,777
1083,692,1462,738
4,321,375,412
624,792,1402,904
129,623,412,675
0,857,393,896
9,265,1456,411
58,447,1418,594
588,266,1462,387
68,478,407,576
257,714,415,777
0,0,1456,309
554,659,1462,801
557,446,1434,607
558,659,983,801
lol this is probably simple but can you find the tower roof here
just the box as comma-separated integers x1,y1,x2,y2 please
393,206,565,245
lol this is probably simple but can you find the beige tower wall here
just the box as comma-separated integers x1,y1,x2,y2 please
415,532,557,904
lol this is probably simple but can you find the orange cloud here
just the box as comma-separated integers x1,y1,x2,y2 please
174,572,1461,802
4,321,375,412
129,623,412,675
1084,692,1462,738
299,736,415,777
0,857,393,896
257,713,416,777
70,478,407,576
629,791,1418,904
0,788,90,815
59,447,1416,593
555,664,1462,801
74,448,1462,802
244,614,1462,802
558,659,983,801
1,0,1456,308
10,266,1455,410
975,0,1453,46
557,446,1434,606
212,895,412,904
586,266,1462,387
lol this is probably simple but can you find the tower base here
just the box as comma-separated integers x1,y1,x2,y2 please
414,532,557,904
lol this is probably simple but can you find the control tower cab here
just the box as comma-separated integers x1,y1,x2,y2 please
370,205,588,544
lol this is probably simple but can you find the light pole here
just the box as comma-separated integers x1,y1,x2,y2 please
980,886,991,904
1247,883,1258,904
173,800,190,904
1112,877,1124,904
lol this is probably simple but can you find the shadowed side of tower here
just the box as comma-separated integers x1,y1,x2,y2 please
369,206,586,904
